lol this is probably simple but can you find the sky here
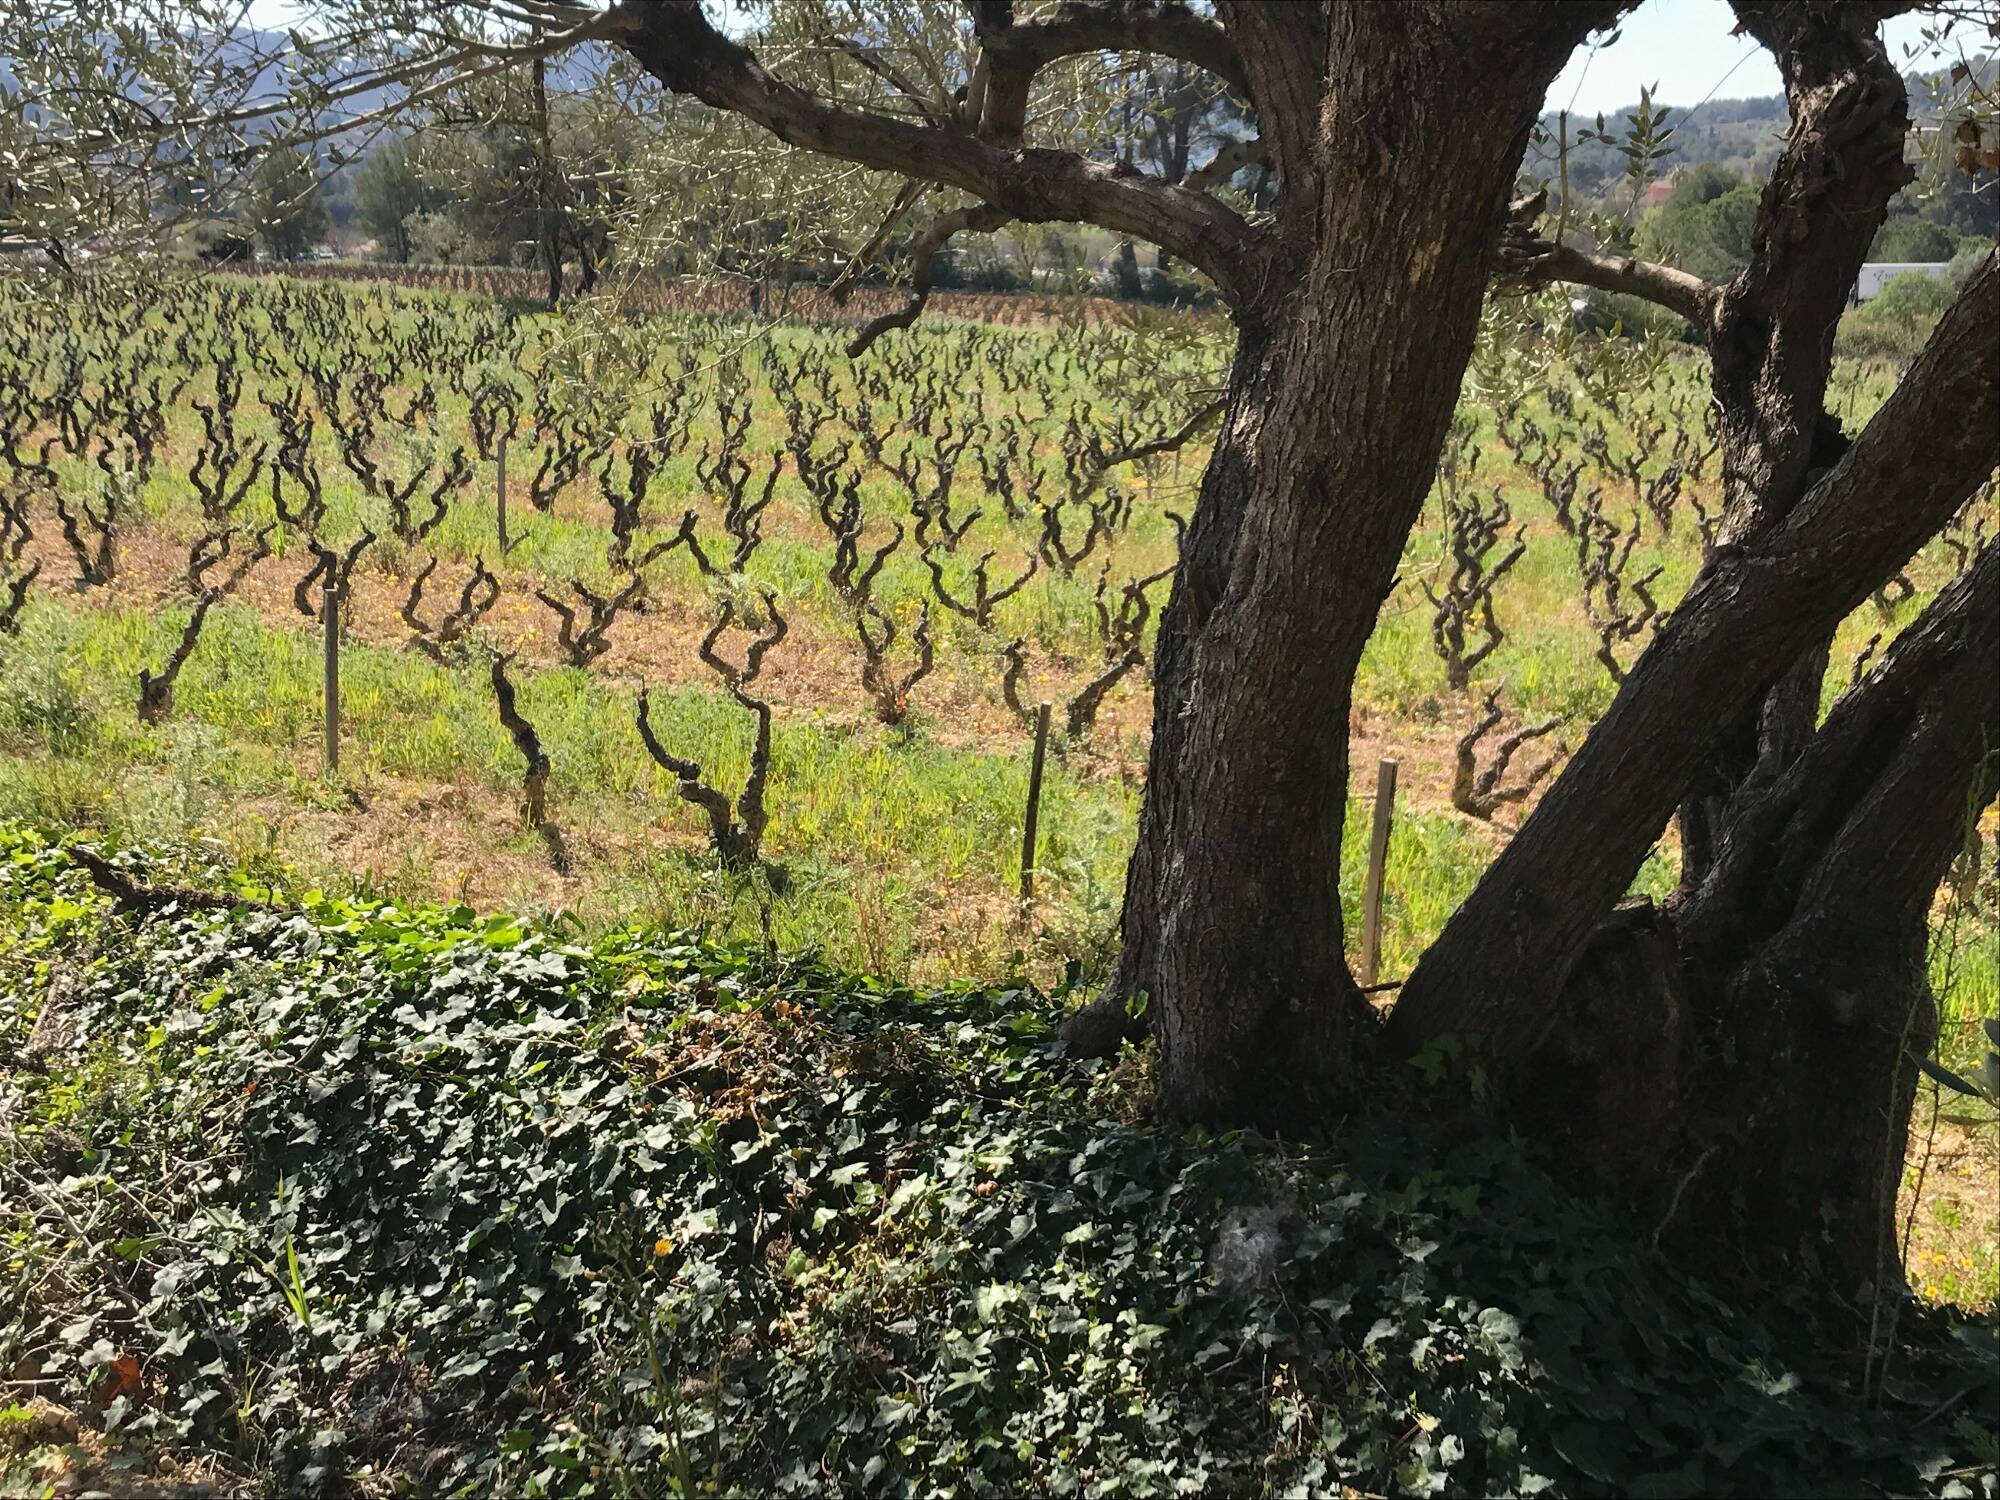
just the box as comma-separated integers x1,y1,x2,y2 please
243,0,1958,117
1548,0,1948,117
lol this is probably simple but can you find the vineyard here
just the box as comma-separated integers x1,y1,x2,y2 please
9,0,2000,1484
217,258,1178,328
0,272,1992,1014
1,267,1998,1492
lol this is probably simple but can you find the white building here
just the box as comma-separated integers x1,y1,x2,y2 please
1850,261,1953,306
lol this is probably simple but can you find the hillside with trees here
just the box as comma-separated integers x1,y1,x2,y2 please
323,59,1996,297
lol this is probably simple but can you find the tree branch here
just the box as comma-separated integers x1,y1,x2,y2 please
968,1,1248,147
1681,538,2000,962
490,651,554,829
1497,193,1720,329
824,35,951,123
829,178,925,301
848,202,1014,356
163,10,617,140
1182,135,1267,194
636,685,749,862
971,2,1247,94
1095,397,1225,468
608,0,1266,302
1704,0,1914,546
67,845,284,916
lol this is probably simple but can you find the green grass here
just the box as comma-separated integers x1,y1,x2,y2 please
0,593,1138,981
0,268,1990,1050
0,580,1735,1014
0,584,1524,991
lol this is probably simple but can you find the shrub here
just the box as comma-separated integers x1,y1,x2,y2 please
1949,240,1993,289
928,247,1030,293
1569,288,1696,343
1137,265,1220,308
1838,270,1958,363
1870,216,1957,264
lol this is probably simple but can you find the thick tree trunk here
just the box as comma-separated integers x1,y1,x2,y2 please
1675,5,1911,890
1392,263,2000,1292
1065,3,1612,1125
1094,326,1372,1125
1493,547,1998,1292
1391,0,1991,1292
1677,551,1998,1290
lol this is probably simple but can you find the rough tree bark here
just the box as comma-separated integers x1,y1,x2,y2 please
26,0,1996,1309
590,0,1996,1282
1384,0,2000,1292
1401,540,1999,1295
1674,2,1917,894
1664,542,2000,1288
1384,0,1992,1296
1390,259,2000,1291
1060,3,1616,1124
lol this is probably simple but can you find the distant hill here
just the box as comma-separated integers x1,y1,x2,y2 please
1536,57,1998,199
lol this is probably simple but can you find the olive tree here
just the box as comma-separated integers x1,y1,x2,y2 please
8,0,1996,1297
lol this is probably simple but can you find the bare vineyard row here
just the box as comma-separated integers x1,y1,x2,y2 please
0,273,1989,872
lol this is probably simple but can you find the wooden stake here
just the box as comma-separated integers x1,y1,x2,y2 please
1020,700,1052,901
1359,757,1398,987
496,435,509,554
321,582,341,775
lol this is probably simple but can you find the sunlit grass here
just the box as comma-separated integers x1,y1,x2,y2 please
0,276,1987,1029
0,594,1136,982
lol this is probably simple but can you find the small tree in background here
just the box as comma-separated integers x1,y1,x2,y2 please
247,148,329,260
1870,214,1957,262
352,140,441,262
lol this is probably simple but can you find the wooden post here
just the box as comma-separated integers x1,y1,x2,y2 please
1019,701,1052,901
321,582,341,775
496,435,509,554
1359,757,1398,987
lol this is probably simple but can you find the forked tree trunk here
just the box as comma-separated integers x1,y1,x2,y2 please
1671,544,1999,1287
1386,0,1999,1296
1389,265,1996,1017
1391,265,2000,1293
1479,546,1998,1293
